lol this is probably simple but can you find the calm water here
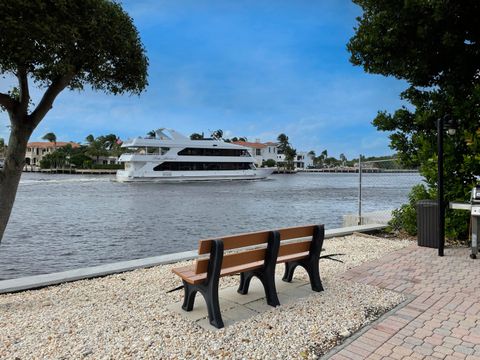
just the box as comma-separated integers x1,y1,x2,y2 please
0,172,422,280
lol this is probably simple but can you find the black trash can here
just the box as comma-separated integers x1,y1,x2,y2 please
416,200,439,248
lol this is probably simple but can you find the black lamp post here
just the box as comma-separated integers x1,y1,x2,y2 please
437,116,457,257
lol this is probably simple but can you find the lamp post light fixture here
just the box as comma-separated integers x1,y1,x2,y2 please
437,116,458,257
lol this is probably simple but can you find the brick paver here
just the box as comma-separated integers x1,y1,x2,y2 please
327,246,480,359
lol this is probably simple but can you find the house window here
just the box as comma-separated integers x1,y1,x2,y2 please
256,149,261,156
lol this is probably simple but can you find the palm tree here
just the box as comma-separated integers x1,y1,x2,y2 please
85,134,95,144
42,132,57,169
339,153,347,166
284,146,297,170
319,149,328,168
277,133,289,154
0,138,5,157
42,132,57,147
102,134,118,150
85,138,108,165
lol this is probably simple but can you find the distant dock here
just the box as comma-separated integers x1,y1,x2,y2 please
297,168,418,173
273,169,297,174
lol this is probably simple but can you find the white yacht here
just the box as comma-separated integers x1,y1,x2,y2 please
116,129,274,182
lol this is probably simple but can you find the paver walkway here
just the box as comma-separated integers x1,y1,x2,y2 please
327,245,480,360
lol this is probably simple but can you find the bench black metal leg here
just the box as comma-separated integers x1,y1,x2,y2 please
203,285,223,329
179,239,225,329
236,231,281,307
237,269,280,307
305,259,323,292
238,271,255,295
282,259,324,292
258,272,280,306
204,239,224,328
182,281,198,311
282,225,325,292
282,261,298,282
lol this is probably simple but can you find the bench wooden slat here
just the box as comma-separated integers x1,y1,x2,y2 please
277,251,309,264
277,224,316,240
198,230,272,255
172,261,265,284
195,248,267,274
278,240,311,257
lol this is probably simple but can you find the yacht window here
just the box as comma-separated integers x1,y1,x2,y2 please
146,147,164,154
178,148,249,157
153,162,252,171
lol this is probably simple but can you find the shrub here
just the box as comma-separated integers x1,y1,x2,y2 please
262,159,276,167
389,183,470,241
389,184,431,235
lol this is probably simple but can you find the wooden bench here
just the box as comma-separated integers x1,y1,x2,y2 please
172,224,325,328
239,224,325,295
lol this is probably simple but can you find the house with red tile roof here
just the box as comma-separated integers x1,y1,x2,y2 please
232,140,278,166
25,141,80,167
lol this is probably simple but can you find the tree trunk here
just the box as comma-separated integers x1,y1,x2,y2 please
0,119,34,242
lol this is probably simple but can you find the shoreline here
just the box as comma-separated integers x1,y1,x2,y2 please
0,224,386,293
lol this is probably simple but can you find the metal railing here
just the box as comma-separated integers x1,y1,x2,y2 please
346,156,422,227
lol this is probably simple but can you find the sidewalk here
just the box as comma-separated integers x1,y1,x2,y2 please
326,246,480,360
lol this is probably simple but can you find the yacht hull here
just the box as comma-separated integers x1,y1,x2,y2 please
116,168,275,183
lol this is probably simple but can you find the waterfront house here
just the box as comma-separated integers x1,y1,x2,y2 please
294,152,314,169
93,155,119,166
232,140,278,167
25,142,80,167
276,152,314,169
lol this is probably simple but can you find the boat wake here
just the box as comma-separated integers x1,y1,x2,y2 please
20,177,113,185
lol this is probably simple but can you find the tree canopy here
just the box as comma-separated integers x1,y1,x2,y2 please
0,0,149,242
0,0,148,100
348,1,480,90
348,0,480,238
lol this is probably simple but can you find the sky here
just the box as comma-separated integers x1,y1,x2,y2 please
0,0,408,159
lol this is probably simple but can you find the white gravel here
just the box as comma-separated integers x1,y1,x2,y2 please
0,234,411,359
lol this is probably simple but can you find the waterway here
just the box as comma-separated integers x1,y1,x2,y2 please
0,172,422,280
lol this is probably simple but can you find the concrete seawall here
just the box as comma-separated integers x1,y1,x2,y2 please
0,224,386,294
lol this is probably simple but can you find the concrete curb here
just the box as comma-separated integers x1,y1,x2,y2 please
0,224,386,294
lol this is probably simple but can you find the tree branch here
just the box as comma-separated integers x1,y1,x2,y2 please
0,92,16,113
30,72,75,127
16,66,30,115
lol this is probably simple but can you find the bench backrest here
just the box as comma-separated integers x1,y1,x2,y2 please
194,225,324,275
278,224,319,257
195,230,275,274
